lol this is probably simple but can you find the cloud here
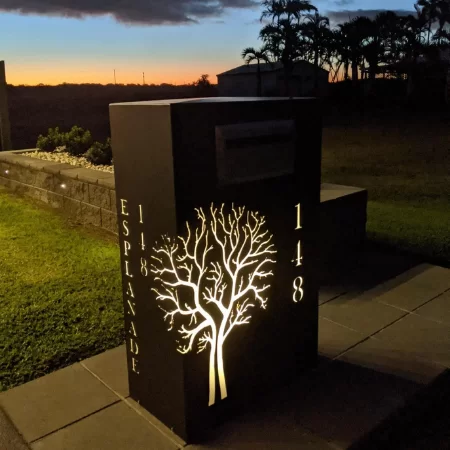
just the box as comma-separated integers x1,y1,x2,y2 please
334,0,354,6
0,0,259,25
326,9,415,25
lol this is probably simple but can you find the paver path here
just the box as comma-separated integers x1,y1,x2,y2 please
1,248,449,450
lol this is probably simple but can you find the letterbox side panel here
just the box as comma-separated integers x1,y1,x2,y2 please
109,103,187,439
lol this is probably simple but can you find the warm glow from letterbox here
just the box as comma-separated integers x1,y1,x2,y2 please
150,203,277,406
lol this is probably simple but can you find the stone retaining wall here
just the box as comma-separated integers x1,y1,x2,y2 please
0,150,117,234
0,151,368,270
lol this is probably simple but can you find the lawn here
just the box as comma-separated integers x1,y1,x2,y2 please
322,112,450,265
0,188,124,392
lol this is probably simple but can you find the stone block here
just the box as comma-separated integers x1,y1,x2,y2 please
26,158,55,171
0,153,32,168
47,191,64,209
9,165,36,186
22,185,46,203
0,174,11,188
5,179,29,196
43,163,75,175
0,153,14,163
97,175,115,190
101,209,118,234
63,196,81,219
31,187,53,204
110,189,117,212
68,167,112,185
319,183,368,274
34,171,55,191
62,178,89,203
0,161,11,173
88,184,111,210
80,202,101,227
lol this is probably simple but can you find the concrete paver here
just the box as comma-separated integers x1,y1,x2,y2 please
258,360,421,450
81,345,129,398
186,410,339,450
318,286,346,305
373,265,450,311
124,398,187,449
0,364,120,443
413,289,450,325
30,401,180,450
319,296,407,337
318,317,366,359
337,336,447,384
373,313,450,368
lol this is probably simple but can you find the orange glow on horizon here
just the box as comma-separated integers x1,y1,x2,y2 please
5,61,226,86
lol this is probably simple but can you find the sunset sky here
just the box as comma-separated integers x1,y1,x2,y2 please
0,0,415,86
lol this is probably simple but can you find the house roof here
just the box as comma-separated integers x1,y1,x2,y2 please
217,61,328,77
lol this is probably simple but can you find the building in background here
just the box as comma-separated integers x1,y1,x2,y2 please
217,61,329,97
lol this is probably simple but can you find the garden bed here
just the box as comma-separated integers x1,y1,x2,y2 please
27,148,113,173
0,149,118,234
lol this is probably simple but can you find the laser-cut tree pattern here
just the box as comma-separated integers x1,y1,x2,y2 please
150,204,276,406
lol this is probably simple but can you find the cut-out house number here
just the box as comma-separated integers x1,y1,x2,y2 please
119,199,150,376
293,203,304,302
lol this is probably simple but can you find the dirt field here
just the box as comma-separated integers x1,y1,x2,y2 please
7,84,209,149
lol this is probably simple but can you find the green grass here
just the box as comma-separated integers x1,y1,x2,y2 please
0,188,124,391
322,115,450,265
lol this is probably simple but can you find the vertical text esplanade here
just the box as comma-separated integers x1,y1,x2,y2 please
120,198,148,376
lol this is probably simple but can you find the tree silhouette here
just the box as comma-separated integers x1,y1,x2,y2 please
301,12,331,90
259,0,317,95
241,46,273,96
150,204,277,406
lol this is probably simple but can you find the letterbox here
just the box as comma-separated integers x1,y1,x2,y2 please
109,97,322,442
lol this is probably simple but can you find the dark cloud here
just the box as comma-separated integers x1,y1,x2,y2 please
0,0,258,25
326,9,416,25
334,0,354,7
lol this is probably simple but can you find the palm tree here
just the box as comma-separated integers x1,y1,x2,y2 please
241,46,273,96
333,25,351,81
301,12,330,90
261,0,285,25
340,17,371,87
259,0,316,95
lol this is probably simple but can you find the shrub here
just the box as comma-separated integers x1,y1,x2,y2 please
85,138,113,165
64,126,93,156
36,127,64,152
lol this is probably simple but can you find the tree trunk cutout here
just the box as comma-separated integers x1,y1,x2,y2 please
150,204,276,406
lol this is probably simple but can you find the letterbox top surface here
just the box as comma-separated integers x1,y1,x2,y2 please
110,97,315,106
